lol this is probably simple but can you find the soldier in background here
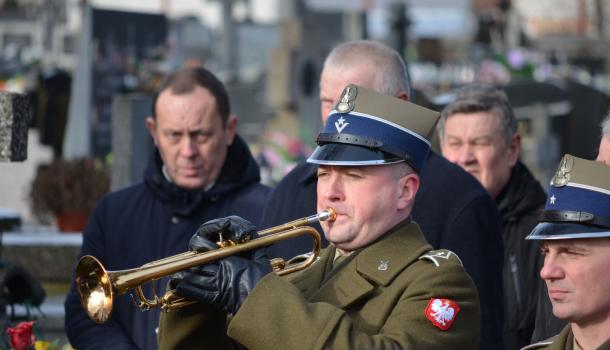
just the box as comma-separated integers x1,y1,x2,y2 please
531,109,610,344
522,155,610,350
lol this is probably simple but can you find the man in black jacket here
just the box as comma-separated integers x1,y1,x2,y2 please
262,40,505,350
439,84,547,349
64,67,269,349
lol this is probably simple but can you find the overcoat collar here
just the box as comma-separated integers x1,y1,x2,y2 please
523,325,610,350
288,220,432,309
143,135,261,215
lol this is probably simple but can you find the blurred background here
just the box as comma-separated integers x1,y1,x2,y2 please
1,0,609,346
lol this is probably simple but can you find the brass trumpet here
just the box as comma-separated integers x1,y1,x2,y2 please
75,208,335,323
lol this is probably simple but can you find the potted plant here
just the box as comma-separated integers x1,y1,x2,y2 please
29,157,110,232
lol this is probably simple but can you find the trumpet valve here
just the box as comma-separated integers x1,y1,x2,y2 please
216,239,238,248
270,258,286,272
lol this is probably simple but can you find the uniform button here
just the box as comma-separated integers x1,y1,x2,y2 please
171,216,180,224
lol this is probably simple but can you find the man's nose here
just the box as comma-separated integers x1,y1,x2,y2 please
456,145,476,166
321,175,345,202
540,254,564,281
180,137,196,157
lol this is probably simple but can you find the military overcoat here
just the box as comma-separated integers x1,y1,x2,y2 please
262,154,504,349
522,325,610,350
159,220,480,349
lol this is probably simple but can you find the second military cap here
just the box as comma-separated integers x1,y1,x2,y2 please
527,154,610,240
307,84,439,172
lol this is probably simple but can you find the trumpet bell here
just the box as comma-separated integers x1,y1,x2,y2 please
76,255,114,323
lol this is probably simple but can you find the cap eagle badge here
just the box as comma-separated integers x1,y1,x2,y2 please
551,155,574,187
336,85,357,113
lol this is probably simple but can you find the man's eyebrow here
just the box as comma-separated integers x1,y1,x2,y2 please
188,128,212,134
566,243,591,251
470,135,494,141
546,242,590,252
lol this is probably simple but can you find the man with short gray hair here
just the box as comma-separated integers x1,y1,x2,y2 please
439,84,519,199
319,40,411,115
440,84,547,349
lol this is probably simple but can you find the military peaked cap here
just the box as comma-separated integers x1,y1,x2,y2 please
527,154,610,240
307,84,439,172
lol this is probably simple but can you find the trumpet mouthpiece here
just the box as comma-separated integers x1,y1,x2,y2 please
319,208,336,222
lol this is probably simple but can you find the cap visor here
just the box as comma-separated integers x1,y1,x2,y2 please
307,143,402,166
526,222,610,240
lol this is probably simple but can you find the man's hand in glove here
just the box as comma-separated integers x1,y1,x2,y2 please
173,255,272,315
171,216,270,314
190,216,257,252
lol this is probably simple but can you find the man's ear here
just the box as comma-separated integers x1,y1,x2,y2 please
224,115,238,146
507,133,521,167
145,117,159,146
397,173,419,211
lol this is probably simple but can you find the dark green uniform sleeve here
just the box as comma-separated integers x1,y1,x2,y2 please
228,255,480,350
158,302,236,350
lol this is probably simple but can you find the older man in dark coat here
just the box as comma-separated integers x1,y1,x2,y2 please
439,84,548,349
64,67,269,349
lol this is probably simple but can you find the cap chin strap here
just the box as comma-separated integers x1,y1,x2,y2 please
540,210,610,229
316,132,416,170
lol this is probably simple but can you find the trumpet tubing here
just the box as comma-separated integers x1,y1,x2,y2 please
75,208,335,323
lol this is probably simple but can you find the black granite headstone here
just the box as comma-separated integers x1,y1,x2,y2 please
0,92,31,162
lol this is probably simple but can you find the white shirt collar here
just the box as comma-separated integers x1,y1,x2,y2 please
162,165,216,191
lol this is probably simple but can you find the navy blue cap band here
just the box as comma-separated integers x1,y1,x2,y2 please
316,132,415,165
544,183,610,223
308,111,431,171
527,154,610,240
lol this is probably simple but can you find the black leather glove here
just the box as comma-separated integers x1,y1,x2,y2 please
174,255,272,315
190,216,257,252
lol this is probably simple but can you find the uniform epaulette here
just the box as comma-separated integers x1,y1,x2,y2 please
418,249,463,267
520,340,553,350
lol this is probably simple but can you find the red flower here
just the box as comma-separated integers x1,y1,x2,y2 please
6,321,36,350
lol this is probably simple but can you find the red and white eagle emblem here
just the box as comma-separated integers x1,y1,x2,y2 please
425,298,460,331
